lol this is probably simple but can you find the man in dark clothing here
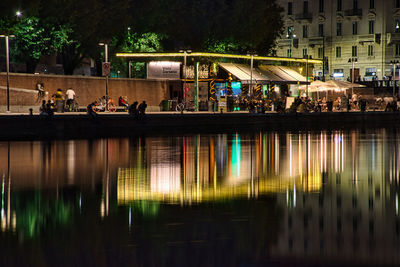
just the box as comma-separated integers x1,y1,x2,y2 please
138,101,147,115
87,102,97,118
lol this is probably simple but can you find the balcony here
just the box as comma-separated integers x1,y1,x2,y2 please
358,34,374,44
295,13,313,22
344,9,362,17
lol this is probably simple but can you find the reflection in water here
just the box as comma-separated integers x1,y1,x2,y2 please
0,129,400,265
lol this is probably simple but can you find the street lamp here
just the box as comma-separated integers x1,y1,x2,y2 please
0,34,15,113
390,60,399,96
179,49,192,99
286,33,296,58
15,11,22,17
99,42,109,110
348,57,358,95
247,51,258,98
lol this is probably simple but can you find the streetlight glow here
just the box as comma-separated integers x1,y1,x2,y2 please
16,11,22,17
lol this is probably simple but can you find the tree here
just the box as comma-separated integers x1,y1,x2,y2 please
11,17,70,73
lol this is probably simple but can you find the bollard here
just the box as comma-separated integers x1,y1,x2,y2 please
29,108,33,115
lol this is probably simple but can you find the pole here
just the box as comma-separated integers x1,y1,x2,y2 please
105,44,109,111
5,36,10,112
322,37,325,81
250,54,254,97
306,56,309,97
128,61,131,78
194,62,199,112
183,51,187,99
352,60,354,95
393,63,396,96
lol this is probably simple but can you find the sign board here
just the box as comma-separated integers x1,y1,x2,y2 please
102,62,111,77
147,61,180,79
184,64,209,79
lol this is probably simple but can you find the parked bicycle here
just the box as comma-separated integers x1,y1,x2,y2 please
175,100,194,112
92,97,117,112
65,98,80,112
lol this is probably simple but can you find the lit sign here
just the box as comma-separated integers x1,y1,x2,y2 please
147,61,180,79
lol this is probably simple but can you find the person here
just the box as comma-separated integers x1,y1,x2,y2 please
138,101,147,117
39,100,48,115
55,88,64,112
119,96,129,108
46,100,54,117
65,88,76,110
129,101,139,118
87,101,97,118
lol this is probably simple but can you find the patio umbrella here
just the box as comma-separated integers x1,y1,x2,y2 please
326,80,366,89
299,81,336,92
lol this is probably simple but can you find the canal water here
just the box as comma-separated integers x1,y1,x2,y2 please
0,129,400,266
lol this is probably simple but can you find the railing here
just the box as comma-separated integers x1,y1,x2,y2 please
295,13,313,20
344,9,362,17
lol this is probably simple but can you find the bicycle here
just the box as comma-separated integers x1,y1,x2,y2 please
92,98,117,112
65,98,80,112
175,100,194,112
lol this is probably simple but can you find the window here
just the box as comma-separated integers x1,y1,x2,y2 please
396,44,400,56
352,45,358,57
353,21,358,35
318,24,324,37
303,48,308,57
337,0,342,11
370,0,374,9
368,45,374,56
337,22,342,36
353,0,358,9
288,2,293,15
396,19,400,33
397,0,400,8
318,47,323,58
336,46,342,58
303,1,309,13
319,0,324,12
303,25,308,38
287,48,292,58
369,20,375,34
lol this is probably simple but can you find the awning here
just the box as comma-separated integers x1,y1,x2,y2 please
218,63,269,84
258,65,309,84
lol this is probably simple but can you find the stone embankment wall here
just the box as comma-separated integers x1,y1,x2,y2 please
0,73,180,109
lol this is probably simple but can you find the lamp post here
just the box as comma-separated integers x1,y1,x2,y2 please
390,60,399,96
99,42,109,110
348,57,357,95
286,33,296,58
247,52,258,98
179,49,191,99
0,35,15,113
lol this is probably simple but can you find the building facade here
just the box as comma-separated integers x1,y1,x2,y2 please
276,0,400,81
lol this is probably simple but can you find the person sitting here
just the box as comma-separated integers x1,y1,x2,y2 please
87,101,97,118
46,100,54,117
119,96,129,108
129,101,139,117
138,101,147,117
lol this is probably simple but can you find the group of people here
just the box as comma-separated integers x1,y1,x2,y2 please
38,87,76,115
86,96,147,119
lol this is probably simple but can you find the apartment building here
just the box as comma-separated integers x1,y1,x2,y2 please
276,0,400,81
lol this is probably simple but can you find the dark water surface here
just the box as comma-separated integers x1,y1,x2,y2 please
1,129,400,266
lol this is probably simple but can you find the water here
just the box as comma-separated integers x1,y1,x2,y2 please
0,129,400,266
